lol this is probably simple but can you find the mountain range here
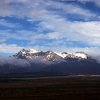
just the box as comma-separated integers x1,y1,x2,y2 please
0,48,100,75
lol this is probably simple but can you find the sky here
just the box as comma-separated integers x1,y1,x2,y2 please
0,0,100,56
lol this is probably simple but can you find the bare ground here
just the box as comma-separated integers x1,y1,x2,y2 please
0,75,100,100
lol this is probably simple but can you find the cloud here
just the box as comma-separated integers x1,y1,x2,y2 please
1,19,100,52
0,0,99,55
38,12,100,47
0,0,97,20
0,43,23,53
0,0,49,18
46,0,96,19
0,15,100,52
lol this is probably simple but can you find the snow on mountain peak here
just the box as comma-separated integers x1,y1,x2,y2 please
13,48,90,64
45,51,62,62
21,49,39,54
61,52,68,58
60,51,88,59
13,49,63,64
73,52,88,59
13,48,40,59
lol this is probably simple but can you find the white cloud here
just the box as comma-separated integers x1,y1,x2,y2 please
0,0,49,18
39,13,100,47
0,15,100,51
0,0,97,19
47,0,96,19
0,0,99,54
0,43,23,53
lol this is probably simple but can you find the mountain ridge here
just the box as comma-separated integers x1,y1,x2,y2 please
13,48,89,61
0,48,99,75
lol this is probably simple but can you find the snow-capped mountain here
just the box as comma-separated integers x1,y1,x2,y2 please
61,52,88,59
13,49,63,64
14,49,89,60
73,52,88,59
13,49,40,59
0,48,99,75
62,52,89,61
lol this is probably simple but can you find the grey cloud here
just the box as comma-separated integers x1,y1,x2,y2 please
0,56,30,67
0,0,97,19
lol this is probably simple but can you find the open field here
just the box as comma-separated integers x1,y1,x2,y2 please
0,75,100,100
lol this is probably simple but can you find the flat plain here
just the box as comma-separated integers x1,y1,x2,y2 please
0,75,100,100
